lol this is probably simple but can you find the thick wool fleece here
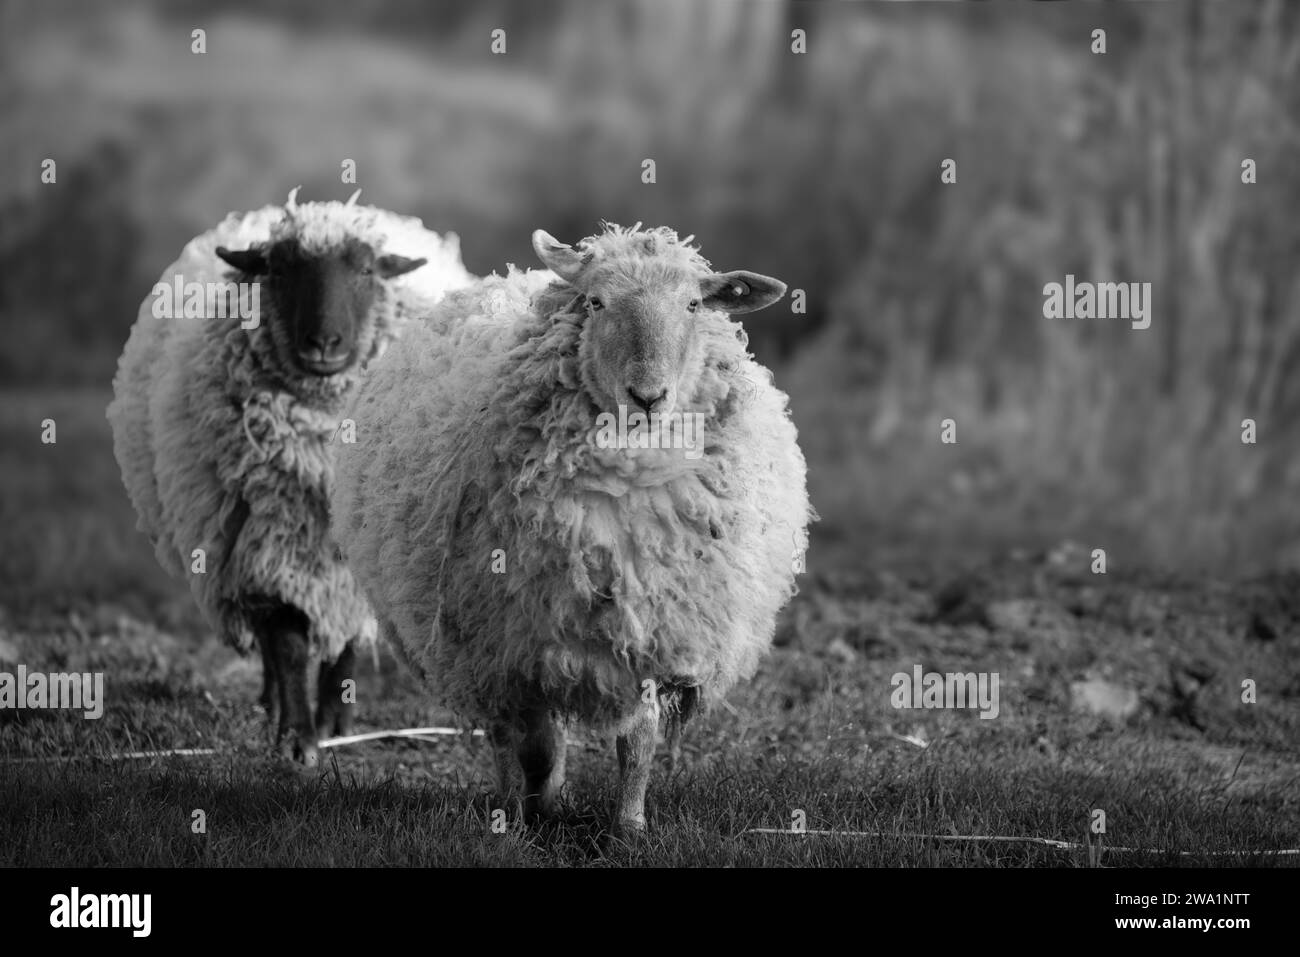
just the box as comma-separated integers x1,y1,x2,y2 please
333,242,811,729
108,193,472,659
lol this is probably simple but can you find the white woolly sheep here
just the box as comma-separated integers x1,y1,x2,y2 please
332,222,811,834
107,189,472,766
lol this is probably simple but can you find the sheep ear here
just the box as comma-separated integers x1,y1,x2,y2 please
532,229,586,283
701,271,787,315
216,246,268,275
375,254,427,279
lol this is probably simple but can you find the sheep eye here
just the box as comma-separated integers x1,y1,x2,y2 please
360,266,374,277
687,299,700,313
588,296,604,311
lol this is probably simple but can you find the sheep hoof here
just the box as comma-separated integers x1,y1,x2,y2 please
316,707,354,742
612,816,647,844
523,795,559,825
279,734,319,769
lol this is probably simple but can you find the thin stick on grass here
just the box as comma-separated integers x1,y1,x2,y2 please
0,727,487,764
318,727,485,748
741,828,1300,856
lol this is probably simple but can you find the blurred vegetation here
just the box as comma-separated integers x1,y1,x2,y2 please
2,0,1300,579
784,1,1300,572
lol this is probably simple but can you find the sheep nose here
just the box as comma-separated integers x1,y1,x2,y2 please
627,387,668,414
303,333,345,361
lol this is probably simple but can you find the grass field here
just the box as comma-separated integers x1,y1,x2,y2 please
1,389,1298,866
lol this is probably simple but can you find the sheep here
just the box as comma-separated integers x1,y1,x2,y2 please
332,222,811,834
107,189,472,766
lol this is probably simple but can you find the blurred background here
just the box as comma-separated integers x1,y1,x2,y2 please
3,0,1300,618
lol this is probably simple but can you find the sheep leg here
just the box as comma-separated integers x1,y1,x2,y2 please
614,698,659,838
665,712,683,773
489,721,522,818
255,633,281,746
664,685,698,773
315,639,357,740
268,608,319,768
518,708,566,822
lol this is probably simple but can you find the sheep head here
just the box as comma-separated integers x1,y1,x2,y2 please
532,224,786,418
216,237,426,379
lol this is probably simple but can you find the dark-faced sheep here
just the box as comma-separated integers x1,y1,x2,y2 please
107,189,472,765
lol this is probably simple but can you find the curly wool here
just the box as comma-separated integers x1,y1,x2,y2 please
334,236,811,729
108,192,472,659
